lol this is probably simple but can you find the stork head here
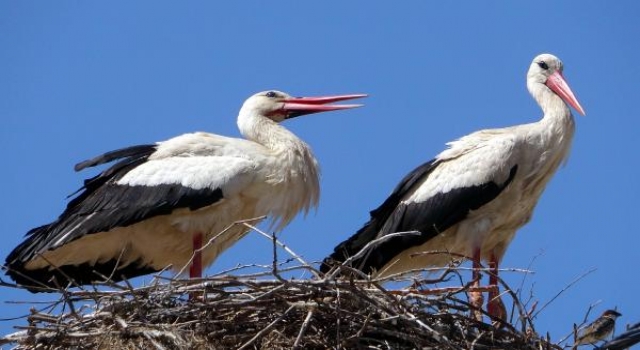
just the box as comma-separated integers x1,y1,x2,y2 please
527,53,586,116
239,90,366,123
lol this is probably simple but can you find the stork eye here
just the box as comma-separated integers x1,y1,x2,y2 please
265,91,277,98
537,61,549,70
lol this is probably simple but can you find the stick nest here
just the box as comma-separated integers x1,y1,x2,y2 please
1,264,560,350
1,226,560,349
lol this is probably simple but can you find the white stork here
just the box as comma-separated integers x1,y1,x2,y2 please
6,90,365,292
321,53,585,319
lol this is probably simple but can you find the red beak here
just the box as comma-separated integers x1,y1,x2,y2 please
546,71,586,116
281,94,367,119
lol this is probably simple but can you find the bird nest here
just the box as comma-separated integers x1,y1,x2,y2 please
1,229,560,350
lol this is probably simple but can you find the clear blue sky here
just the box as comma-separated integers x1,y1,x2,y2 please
1,1,638,345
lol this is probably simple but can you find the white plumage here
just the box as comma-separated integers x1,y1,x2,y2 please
6,90,365,292
322,53,585,319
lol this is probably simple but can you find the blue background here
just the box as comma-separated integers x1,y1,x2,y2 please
1,2,638,346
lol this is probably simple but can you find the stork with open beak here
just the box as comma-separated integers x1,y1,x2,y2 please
321,53,584,320
6,90,366,292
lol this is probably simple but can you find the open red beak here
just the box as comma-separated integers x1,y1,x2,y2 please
546,71,586,116
281,94,367,119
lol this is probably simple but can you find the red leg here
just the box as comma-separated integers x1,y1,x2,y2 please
488,255,498,290
190,232,203,279
487,252,506,321
472,248,482,282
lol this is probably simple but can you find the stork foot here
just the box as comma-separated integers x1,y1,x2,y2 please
487,254,506,324
487,289,507,325
469,289,485,322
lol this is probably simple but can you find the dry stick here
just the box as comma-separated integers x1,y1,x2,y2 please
389,285,497,296
470,330,485,349
516,251,543,301
90,270,129,292
329,265,371,281
191,264,307,283
150,265,173,286
242,222,321,279
483,265,533,333
406,249,534,323
324,231,422,281
0,298,67,322
362,278,458,347
249,283,287,303
335,286,342,348
512,251,542,326
202,263,275,279
103,246,128,283
597,322,640,350
404,310,453,347
409,266,460,291
142,331,168,350
236,304,296,350
384,265,531,333
354,310,373,340
579,301,601,324
556,300,602,345
377,265,533,284
375,265,460,282
59,287,82,323
531,267,597,320
445,294,521,336
293,309,314,349
381,249,532,282
270,232,285,282
2,255,73,293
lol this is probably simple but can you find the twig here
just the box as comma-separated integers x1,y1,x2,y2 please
243,222,321,278
531,268,597,319
293,309,314,349
267,231,286,282
597,322,640,350
516,250,543,300
324,231,422,280
236,304,296,350
557,301,601,345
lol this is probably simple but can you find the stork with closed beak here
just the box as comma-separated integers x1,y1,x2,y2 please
321,53,584,320
6,90,365,292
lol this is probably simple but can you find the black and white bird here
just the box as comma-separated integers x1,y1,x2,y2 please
321,53,585,318
5,90,365,292
573,309,622,349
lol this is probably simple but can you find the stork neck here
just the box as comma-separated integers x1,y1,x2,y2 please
528,82,576,168
238,112,304,152
236,110,321,230
531,83,574,126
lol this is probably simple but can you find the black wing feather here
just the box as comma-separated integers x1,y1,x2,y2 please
321,162,518,275
74,144,157,171
320,159,439,273
5,144,224,290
